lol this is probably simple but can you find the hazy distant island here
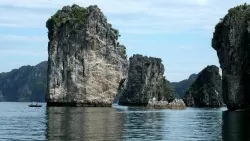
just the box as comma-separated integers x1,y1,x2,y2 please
171,74,198,99
0,61,47,102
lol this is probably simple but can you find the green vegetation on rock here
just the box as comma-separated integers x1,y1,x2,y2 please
46,4,86,36
213,3,250,50
228,3,249,15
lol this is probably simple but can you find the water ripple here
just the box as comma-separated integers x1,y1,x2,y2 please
1,103,250,141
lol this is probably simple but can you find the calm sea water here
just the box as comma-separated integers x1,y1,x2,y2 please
0,103,250,141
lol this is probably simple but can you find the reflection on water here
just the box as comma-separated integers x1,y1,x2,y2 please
222,110,250,141
46,106,227,141
46,107,124,141
2,103,250,141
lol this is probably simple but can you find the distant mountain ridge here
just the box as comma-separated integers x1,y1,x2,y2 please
0,61,47,102
171,74,198,99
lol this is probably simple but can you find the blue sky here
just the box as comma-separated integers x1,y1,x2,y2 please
0,0,248,82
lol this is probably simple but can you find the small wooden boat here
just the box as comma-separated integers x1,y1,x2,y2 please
29,103,42,107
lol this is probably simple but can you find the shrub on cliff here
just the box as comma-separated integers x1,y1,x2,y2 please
46,4,86,38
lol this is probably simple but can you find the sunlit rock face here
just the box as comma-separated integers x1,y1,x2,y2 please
184,65,223,107
118,54,175,106
212,4,250,110
46,4,127,107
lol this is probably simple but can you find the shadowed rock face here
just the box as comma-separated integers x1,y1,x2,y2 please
212,4,250,110
46,5,127,107
184,65,223,107
118,54,175,106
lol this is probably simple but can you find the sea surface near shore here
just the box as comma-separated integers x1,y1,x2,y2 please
0,102,248,141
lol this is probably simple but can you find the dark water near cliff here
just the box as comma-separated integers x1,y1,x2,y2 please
0,103,250,141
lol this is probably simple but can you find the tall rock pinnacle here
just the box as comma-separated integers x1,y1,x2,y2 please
46,4,128,106
212,3,250,110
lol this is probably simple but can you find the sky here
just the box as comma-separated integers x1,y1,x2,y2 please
0,0,248,82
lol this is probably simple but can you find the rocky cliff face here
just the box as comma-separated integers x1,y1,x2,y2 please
46,4,127,106
118,54,175,106
0,61,47,102
212,4,250,110
184,65,223,107
171,74,198,99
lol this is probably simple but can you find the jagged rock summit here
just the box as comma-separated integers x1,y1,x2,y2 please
212,3,250,110
184,65,223,107
46,4,128,106
118,54,176,107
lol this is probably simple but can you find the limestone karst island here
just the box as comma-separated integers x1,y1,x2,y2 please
46,5,128,107
45,3,250,111
45,5,187,108
1,2,250,140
